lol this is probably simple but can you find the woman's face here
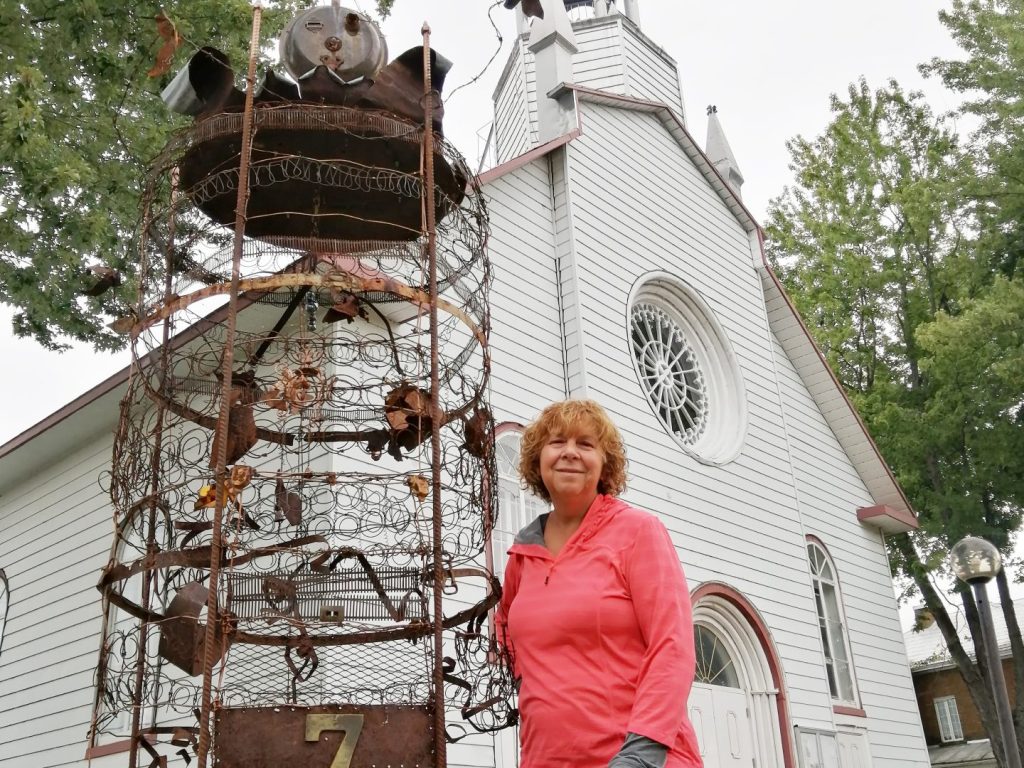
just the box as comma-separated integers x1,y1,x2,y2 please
539,423,605,505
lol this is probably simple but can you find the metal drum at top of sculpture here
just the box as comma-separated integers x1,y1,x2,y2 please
279,6,388,83
164,2,464,243
175,105,467,242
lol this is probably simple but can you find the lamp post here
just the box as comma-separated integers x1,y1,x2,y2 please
950,536,1022,768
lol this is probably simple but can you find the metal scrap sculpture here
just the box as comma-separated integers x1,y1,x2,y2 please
92,5,514,767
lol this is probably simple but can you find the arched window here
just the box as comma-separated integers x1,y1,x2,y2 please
694,625,741,688
0,569,9,658
807,541,857,703
492,428,547,575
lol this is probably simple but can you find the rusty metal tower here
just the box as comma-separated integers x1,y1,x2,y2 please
92,5,513,766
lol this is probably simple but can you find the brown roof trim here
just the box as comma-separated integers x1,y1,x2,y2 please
857,504,918,533
476,81,760,233
476,131,581,187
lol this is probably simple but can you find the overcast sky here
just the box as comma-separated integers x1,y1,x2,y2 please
0,0,967,445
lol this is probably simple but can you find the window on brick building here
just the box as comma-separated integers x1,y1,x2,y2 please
935,696,964,743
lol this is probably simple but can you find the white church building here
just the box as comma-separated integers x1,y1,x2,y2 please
0,1,930,767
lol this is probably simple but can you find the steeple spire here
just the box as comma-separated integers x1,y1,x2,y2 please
705,105,744,196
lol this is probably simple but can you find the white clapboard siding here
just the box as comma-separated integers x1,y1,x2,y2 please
621,27,684,115
554,102,836,730
0,433,115,767
485,157,568,419
493,39,534,163
492,18,684,165
770,332,929,764
551,149,588,398
572,22,627,93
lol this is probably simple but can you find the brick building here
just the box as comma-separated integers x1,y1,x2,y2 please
904,599,1024,766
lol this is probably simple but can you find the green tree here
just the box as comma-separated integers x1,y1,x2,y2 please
922,0,1024,282
921,4,1024,760
907,277,1024,766
0,1,304,350
767,78,1024,766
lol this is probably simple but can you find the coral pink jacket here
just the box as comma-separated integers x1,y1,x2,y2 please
497,494,702,768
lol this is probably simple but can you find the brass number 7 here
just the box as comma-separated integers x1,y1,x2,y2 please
305,714,365,768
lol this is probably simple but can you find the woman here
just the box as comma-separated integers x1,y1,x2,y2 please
497,399,702,768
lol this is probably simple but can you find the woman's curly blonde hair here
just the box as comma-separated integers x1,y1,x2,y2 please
518,399,627,502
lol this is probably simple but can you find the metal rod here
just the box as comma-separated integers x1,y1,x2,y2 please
972,580,1022,768
421,22,447,768
196,5,263,767
127,168,180,768
88,182,161,756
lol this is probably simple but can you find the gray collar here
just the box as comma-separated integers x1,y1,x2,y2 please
512,513,548,546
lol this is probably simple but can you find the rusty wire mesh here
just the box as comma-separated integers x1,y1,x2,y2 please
92,101,516,761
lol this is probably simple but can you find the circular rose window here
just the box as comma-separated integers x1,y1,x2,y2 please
631,302,708,446
628,277,746,464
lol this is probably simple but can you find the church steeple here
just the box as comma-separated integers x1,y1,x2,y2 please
705,105,745,196
494,0,683,163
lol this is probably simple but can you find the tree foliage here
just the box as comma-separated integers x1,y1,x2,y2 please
767,19,1024,765
765,78,1024,554
767,80,973,395
0,1,305,349
922,0,1024,282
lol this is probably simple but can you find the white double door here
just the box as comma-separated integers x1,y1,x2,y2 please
688,683,755,768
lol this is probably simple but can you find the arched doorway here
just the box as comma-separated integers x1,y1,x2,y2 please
691,584,793,768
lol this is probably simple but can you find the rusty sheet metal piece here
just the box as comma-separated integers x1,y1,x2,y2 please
158,581,231,676
214,705,434,768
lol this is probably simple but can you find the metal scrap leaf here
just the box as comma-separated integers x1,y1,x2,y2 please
406,474,430,502
275,479,303,525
